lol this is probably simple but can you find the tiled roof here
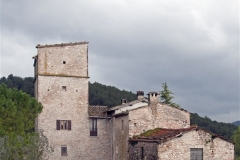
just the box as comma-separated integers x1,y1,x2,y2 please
130,126,234,144
88,106,108,117
36,42,89,48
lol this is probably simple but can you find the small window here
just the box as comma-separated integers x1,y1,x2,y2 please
56,120,71,130
190,148,203,160
141,147,144,159
90,119,97,136
62,86,67,91
63,61,66,64
61,145,67,156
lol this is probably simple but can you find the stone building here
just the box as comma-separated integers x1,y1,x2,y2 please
33,42,234,160
34,42,111,160
129,127,234,160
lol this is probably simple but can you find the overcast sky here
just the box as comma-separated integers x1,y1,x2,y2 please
0,0,239,123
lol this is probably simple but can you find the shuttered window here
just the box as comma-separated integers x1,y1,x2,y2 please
90,118,97,136
56,120,71,130
190,148,203,160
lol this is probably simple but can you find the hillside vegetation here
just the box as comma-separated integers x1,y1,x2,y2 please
0,74,238,140
233,121,240,126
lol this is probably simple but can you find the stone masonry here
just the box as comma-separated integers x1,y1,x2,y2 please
157,129,234,160
34,42,111,160
128,93,190,138
129,127,234,160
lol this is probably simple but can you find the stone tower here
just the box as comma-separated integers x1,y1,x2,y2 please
34,42,91,159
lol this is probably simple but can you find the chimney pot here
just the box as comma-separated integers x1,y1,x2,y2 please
147,91,159,105
121,99,127,104
137,91,144,100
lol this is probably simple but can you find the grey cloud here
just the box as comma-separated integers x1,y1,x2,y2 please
1,0,239,122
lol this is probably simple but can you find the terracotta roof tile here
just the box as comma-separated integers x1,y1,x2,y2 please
130,126,234,144
88,106,108,117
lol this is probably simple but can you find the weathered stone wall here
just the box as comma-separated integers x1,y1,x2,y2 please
35,43,111,160
155,104,190,129
37,43,88,77
86,118,112,160
128,104,190,138
128,141,158,160
112,115,129,160
129,106,153,137
158,130,234,160
212,137,235,160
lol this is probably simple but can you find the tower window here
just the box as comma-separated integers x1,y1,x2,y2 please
61,145,67,156
62,86,67,91
63,61,66,64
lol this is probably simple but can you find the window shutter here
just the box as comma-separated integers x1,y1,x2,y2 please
68,120,71,130
56,120,60,130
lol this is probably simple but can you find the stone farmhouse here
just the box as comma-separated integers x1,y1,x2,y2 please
33,42,234,160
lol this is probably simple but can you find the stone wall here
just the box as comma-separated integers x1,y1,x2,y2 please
158,130,234,160
128,103,190,138
129,106,153,137
37,43,88,77
128,141,158,160
112,114,129,160
35,43,111,160
212,137,235,160
155,103,190,129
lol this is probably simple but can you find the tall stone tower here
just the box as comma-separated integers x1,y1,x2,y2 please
34,42,90,159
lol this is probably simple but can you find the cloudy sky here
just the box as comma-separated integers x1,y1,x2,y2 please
1,0,239,123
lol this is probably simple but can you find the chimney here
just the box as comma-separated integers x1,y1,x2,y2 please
121,99,127,104
147,92,159,116
147,92,159,105
137,91,144,100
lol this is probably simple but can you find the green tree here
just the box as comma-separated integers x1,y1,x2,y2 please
233,127,240,159
159,82,180,108
0,84,53,159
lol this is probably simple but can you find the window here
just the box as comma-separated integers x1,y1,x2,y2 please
62,86,67,91
141,147,144,159
90,118,97,136
63,61,66,64
56,120,71,130
61,145,67,156
190,148,203,160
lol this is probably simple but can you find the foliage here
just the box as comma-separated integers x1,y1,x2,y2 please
233,127,240,158
233,121,240,126
0,84,53,159
191,113,237,140
140,128,161,137
89,82,136,107
0,84,42,135
159,82,180,108
0,131,53,160
0,74,34,97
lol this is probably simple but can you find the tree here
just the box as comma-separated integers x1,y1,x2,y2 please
159,82,180,108
0,84,53,159
233,127,240,159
